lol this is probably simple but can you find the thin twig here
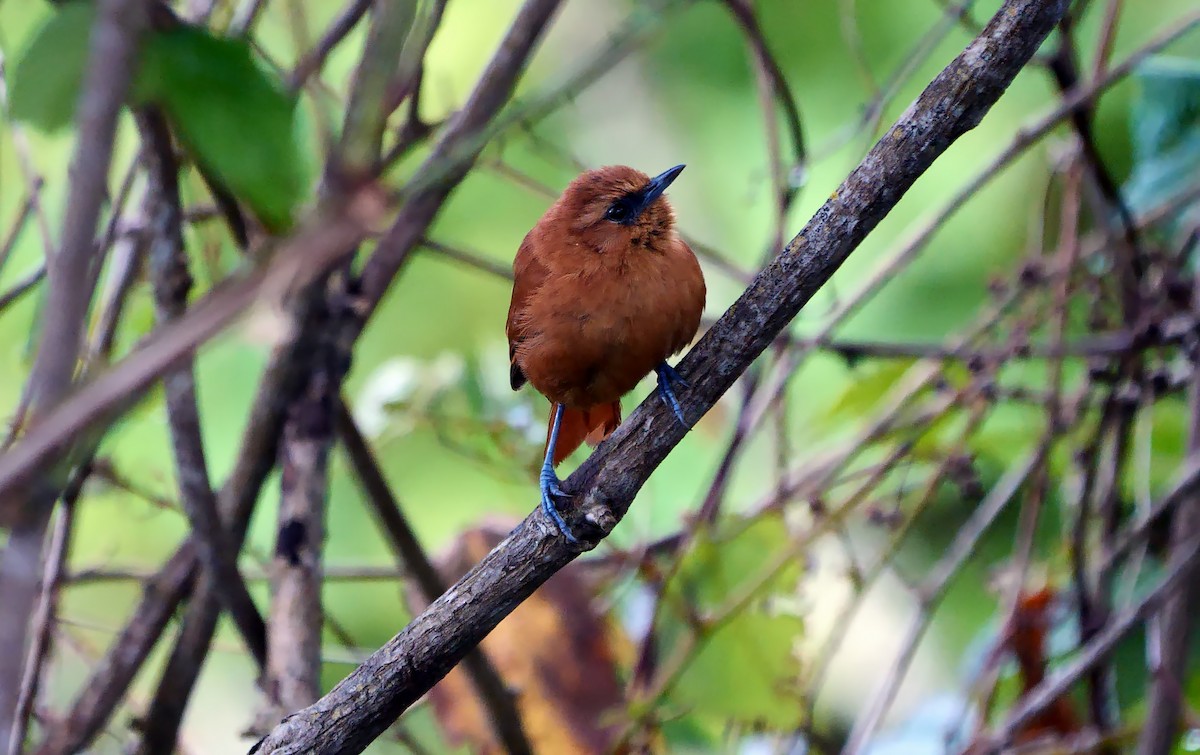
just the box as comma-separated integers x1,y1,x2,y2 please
0,266,46,318
288,0,372,91
421,239,513,281
0,194,36,278
720,0,807,189
6,469,81,755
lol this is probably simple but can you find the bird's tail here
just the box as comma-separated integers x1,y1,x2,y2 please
546,402,622,467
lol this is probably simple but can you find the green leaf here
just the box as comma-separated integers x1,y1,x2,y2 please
968,405,1043,468
663,518,805,729
1124,58,1200,216
137,27,309,232
819,358,918,427
8,2,97,131
659,716,719,751
1130,58,1200,163
10,9,310,231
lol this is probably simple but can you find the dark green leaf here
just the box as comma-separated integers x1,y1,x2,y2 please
1130,58,1200,163
8,2,97,131
659,716,719,751
137,26,310,232
1123,135,1200,216
1124,58,1200,216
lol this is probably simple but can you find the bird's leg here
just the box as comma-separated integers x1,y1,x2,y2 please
655,362,689,426
539,403,578,543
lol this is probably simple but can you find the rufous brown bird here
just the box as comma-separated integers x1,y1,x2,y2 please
963,587,1085,754
507,164,706,541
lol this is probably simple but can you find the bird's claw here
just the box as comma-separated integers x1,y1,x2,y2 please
655,362,689,427
539,463,578,543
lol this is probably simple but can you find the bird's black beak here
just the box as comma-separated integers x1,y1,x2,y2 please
637,164,685,213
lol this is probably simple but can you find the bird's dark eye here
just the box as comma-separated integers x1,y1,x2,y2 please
604,201,632,223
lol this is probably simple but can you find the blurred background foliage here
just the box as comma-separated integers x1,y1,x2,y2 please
3,0,1200,752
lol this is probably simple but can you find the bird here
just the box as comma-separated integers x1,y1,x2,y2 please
506,164,706,542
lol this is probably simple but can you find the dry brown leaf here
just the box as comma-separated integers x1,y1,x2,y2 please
416,519,631,754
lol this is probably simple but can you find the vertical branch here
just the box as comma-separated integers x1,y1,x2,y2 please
133,572,226,755
266,315,338,712
264,0,418,721
0,0,145,743
720,0,807,202
142,109,267,661
336,0,419,178
1047,17,1146,736
130,108,267,753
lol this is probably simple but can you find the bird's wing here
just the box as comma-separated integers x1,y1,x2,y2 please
506,234,548,390
669,238,707,354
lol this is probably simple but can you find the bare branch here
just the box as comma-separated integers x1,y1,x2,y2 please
37,284,369,755
988,515,1200,751
0,266,46,318
250,2,1069,751
0,202,376,511
0,0,146,742
262,0,421,725
844,448,1047,752
126,107,268,751
34,544,198,755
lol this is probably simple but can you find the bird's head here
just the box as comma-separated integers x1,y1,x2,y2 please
553,164,685,255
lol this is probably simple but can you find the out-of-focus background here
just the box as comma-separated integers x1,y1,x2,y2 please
3,0,1200,752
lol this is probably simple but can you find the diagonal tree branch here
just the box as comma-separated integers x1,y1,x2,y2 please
264,0,423,726
250,1,1069,752
334,399,532,755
